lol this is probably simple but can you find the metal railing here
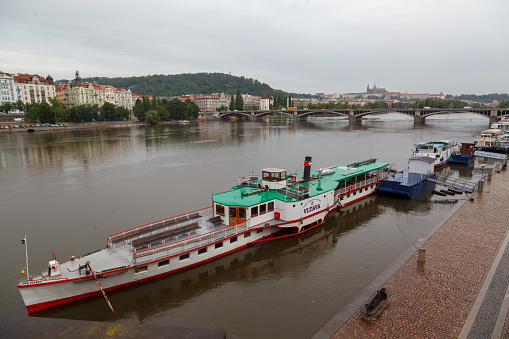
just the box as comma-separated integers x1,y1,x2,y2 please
336,170,390,196
133,223,246,264
108,206,213,247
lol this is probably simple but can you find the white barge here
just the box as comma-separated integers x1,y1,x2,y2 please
18,156,391,313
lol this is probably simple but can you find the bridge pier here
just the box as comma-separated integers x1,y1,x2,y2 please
489,110,499,124
348,114,362,124
414,116,425,124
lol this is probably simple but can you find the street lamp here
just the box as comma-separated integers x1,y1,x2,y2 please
479,164,486,192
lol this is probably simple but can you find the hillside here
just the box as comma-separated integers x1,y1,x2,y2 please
74,73,311,98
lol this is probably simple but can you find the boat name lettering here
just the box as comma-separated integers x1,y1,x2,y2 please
21,280,43,285
303,199,321,214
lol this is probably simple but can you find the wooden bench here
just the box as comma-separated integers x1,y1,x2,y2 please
207,216,222,225
132,222,201,249
188,212,201,220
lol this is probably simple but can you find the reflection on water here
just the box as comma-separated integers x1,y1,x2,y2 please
0,117,486,338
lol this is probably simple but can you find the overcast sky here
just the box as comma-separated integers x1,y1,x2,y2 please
1,0,508,95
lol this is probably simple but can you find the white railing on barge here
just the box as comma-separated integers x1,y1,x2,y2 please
107,206,213,248
336,169,390,196
133,222,248,264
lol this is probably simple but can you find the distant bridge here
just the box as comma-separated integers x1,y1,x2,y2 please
216,108,509,124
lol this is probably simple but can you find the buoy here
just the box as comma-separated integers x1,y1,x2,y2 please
21,269,25,275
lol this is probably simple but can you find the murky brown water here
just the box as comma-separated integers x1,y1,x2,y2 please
0,114,488,338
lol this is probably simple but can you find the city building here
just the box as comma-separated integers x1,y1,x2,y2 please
0,72,23,109
13,73,56,104
260,92,269,110
116,88,133,114
189,93,228,112
95,84,117,106
62,71,102,107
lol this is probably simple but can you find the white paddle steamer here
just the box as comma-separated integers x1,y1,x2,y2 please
18,156,391,313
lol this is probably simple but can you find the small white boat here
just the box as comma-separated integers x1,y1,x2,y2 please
412,140,460,168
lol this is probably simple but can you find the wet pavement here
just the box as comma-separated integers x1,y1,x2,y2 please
315,167,509,339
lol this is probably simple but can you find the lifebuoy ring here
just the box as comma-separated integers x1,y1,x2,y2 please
349,185,353,192
377,176,380,181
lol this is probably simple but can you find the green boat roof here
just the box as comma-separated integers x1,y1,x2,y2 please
212,159,390,207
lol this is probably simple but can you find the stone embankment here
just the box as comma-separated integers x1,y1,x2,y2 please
315,167,509,339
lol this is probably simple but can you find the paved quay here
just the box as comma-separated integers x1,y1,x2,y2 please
315,167,509,339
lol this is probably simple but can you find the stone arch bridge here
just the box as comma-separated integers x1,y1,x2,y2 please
218,108,509,124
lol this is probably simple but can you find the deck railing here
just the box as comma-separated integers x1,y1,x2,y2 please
108,206,213,248
336,170,390,196
133,223,244,264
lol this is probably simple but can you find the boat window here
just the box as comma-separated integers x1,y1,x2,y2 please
244,231,251,238
216,204,225,216
229,207,237,218
353,191,357,195
267,201,274,212
340,196,344,201
198,247,207,255
215,242,223,249
260,204,267,215
158,259,169,267
238,208,246,219
136,265,148,273
251,206,258,217
257,229,263,233
347,194,350,198
230,236,237,244
180,253,190,261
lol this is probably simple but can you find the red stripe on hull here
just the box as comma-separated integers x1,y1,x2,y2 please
24,188,377,313
24,244,249,313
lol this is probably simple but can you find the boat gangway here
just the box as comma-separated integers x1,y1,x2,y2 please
424,173,476,194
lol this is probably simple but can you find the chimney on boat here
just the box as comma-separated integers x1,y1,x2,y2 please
304,156,312,181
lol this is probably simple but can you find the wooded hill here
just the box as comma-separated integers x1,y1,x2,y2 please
76,73,312,98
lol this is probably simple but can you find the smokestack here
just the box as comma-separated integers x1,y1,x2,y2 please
304,156,312,181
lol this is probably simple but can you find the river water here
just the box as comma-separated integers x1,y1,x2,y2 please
0,114,488,338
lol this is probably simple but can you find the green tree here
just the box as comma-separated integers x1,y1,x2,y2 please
235,89,244,110
145,110,160,124
48,97,64,121
116,106,130,120
229,95,235,111
14,100,25,114
38,102,56,124
1,102,13,114
134,99,145,121
156,105,169,120
25,104,39,122
101,102,117,121
217,105,228,112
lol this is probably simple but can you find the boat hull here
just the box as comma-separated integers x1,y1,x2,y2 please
377,172,435,199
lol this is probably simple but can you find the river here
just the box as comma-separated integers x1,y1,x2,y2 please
0,113,488,338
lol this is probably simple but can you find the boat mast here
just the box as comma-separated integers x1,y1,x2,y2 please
22,235,29,279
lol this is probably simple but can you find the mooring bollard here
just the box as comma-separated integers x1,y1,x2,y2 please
487,172,492,181
478,180,484,192
417,247,426,262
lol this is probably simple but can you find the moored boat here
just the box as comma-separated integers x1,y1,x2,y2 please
18,156,391,313
474,129,504,152
412,140,460,168
377,156,436,199
449,142,475,164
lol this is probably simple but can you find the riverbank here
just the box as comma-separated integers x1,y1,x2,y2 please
0,120,188,133
316,167,509,338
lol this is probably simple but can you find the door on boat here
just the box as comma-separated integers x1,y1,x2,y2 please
229,206,246,225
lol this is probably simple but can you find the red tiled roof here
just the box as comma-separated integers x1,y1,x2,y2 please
261,92,269,99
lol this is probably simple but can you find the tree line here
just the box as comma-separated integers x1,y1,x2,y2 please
133,96,199,124
78,72,314,99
